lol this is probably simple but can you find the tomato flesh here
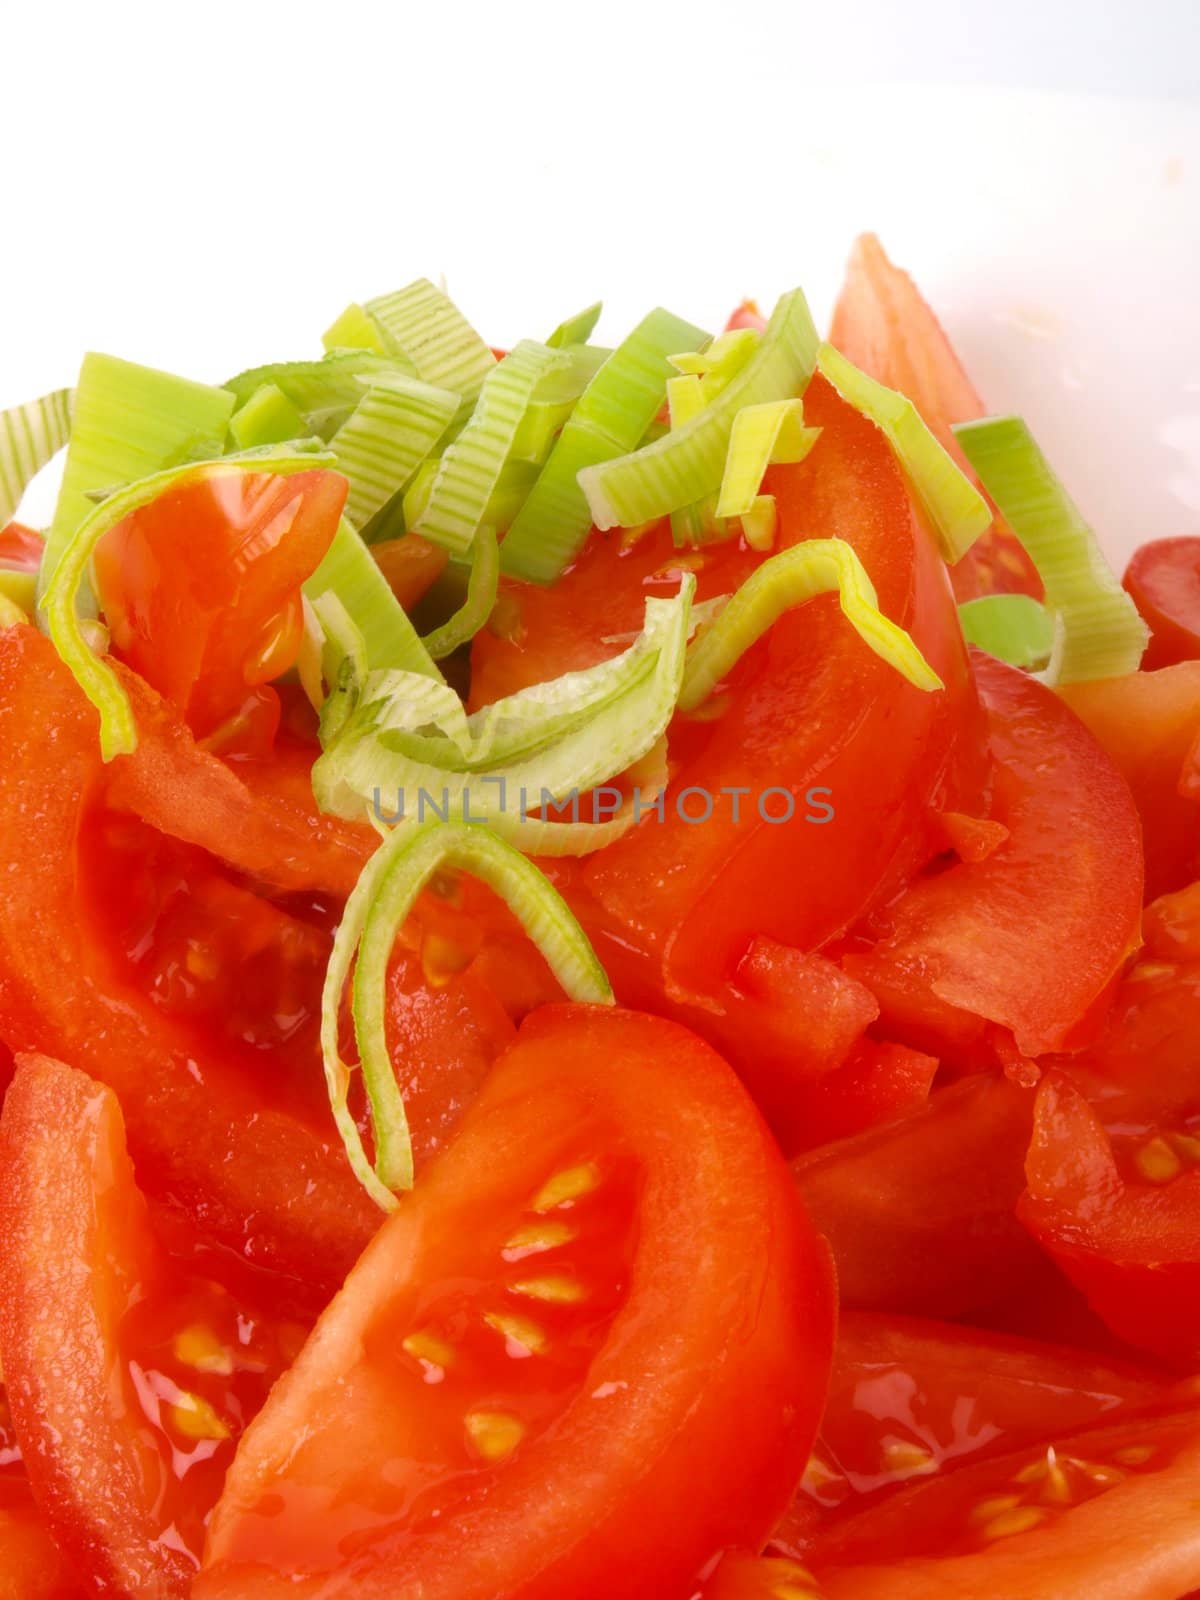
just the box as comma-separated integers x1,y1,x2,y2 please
197,1005,835,1600
1123,535,1200,669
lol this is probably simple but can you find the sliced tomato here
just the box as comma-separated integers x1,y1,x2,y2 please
0,1388,77,1600
0,1054,310,1596
0,521,44,571
197,1005,835,1600
846,651,1143,1060
1059,663,1200,899
1124,535,1200,669
792,1073,1041,1317
370,531,449,610
829,233,1042,602
93,467,346,739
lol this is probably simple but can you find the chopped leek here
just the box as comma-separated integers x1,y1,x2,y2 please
43,449,336,760
954,416,1149,683
224,350,411,439
0,592,26,629
0,568,37,617
580,288,819,531
547,302,603,348
331,374,459,529
716,400,820,519
322,302,389,354
227,384,307,450
501,307,710,583
0,388,72,526
669,327,760,386
303,518,441,685
740,496,778,552
958,593,1055,669
365,279,496,402
679,537,942,712
817,343,992,564
422,527,500,660
413,341,567,558
324,819,612,1203
40,356,234,616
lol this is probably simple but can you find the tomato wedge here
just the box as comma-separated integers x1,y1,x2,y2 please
1123,535,1200,669
0,520,44,571
847,651,1143,1061
829,233,1042,602
93,467,346,739
0,1388,76,1600
197,1005,835,1600
0,1054,308,1597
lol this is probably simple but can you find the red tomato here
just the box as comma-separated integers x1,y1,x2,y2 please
1059,663,1200,899
196,1006,835,1600
0,521,44,571
0,1387,77,1600
93,467,346,739
371,531,449,610
829,233,1042,602
1124,535,1200,669
724,299,767,332
846,652,1143,1061
793,1074,1042,1317
0,1054,310,1596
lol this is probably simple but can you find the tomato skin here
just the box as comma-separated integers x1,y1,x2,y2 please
1124,536,1200,669
1059,663,1200,899
94,468,346,739
198,1005,835,1600
0,1482,78,1600
0,521,44,571
370,532,449,610
847,652,1143,1059
829,233,1042,602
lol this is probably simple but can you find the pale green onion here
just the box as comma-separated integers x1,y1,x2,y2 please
817,342,992,564
547,302,603,348
322,302,389,354
331,373,459,529
958,592,1055,669
304,517,442,684
679,537,942,712
43,448,336,759
501,307,710,583
227,384,307,450
0,389,72,526
580,288,819,531
716,399,820,519
954,415,1149,684
414,341,567,558
365,279,496,403
422,526,500,660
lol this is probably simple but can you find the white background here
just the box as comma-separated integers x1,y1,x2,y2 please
2,0,1197,567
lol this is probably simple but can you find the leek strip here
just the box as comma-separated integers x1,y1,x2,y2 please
225,351,412,438
547,302,603,348
958,593,1055,669
817,342,992,564
227,384,307,450
347,820,613,1195
331,374,459,528
421,527,500,659
669,327,761,382
43,449,336,760
954,415,1148,683
365,279,496,402
0,569,37,616
716,400,820,519
0,389,72,526
501,307,710,583
579,288,818,531
414,342,567,557
304,518,442,682
0,592,27,629
679,538,941,712
322,302,389,354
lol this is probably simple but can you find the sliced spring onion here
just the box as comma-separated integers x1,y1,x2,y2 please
579,288,819,531
322,302,389,354
0,388,73,526
227,383,307,450
679,537,942,712
715,399,820,519
303,517,441,685
324,819,612,1203
817,342,992,564
40,356,234,617
331,373,459,529
365,279,496,402
954,415,1149,683
43,448,336,760
958,592,1055,669
413,341,567,558
224,350,411,439
421,526,500,660
547,302,603,348
501,307,710,583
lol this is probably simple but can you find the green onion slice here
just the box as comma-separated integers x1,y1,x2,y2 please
1,388,73,527
547,302,603,348
679,537,942,712
954,415,1148,683
816,342,992,564
957,592,1055,669
716,399,820,519
500,307,710,584
43,448,335,759
331,374,459,529
365,279,496,403
413,341,567,558
579,288,819,531
324,819,613,1202
421,527,500,660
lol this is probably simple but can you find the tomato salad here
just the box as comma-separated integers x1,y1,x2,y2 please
0,235,1197,1600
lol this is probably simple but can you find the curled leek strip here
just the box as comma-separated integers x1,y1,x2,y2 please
679,537,942,713
958,593,1055,669
421,527,500,661
0,389,73,526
